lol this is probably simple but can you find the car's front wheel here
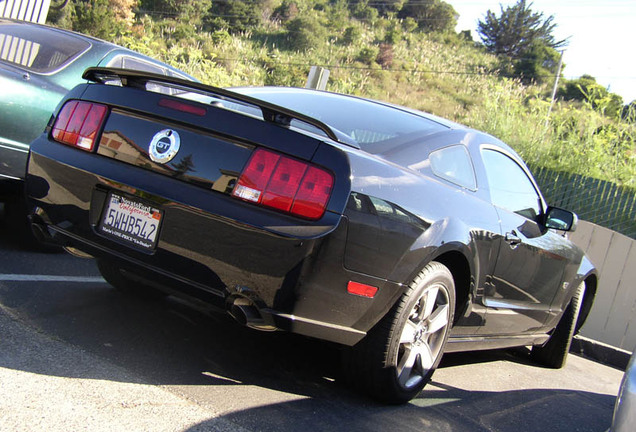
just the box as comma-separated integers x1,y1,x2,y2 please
531,281,585,368
346,261,455,404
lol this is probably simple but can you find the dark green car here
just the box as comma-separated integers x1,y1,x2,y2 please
0,18,195,198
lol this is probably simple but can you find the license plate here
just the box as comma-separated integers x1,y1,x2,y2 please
98,193,162,251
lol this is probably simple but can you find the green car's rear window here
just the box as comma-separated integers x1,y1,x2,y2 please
0,23,90,73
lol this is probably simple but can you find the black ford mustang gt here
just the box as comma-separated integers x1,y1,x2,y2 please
26,68,597,403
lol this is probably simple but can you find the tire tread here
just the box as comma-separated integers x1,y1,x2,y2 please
531,282,585,369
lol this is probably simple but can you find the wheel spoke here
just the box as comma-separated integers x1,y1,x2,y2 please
427,304,449,334
397,346,417,386
414,342,435,370
421,286,439,319
400,320,418,344
397,343,434,387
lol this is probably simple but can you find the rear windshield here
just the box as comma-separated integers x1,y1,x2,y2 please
0,22,90,73
230,89,449,152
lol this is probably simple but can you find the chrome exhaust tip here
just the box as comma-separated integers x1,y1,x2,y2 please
227,296,276,331
63,246,94,259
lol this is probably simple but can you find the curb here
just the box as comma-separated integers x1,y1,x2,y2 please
571,335,632,371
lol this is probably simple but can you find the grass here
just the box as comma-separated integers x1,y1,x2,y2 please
106,7,636,188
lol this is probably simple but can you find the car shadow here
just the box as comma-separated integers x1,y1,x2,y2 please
182,385,615,432
0,265,618,432
0,201,63,253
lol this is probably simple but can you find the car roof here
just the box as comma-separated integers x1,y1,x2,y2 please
0,18,117,47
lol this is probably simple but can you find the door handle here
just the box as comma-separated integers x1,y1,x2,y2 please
505,231,522,246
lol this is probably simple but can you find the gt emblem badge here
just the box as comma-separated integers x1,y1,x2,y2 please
149,129,180,164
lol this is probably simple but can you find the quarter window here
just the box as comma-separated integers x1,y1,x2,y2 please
429,145,476,190
482,149,541,220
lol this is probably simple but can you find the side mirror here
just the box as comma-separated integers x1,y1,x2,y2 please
545,207,578,232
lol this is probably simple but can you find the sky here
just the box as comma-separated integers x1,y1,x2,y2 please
445,0,636,103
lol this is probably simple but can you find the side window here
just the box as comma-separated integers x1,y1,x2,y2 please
120,56,166,75
429,145,476,190
482,149,542,220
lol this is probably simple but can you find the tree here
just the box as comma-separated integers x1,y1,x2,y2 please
366,0,404,16
559,75,625,119
348,0,379,21
206,0,271,33
139,0,211,26
398,0,457,33
285,15,327,52
172,154,196,178
558,75,598,102
477,0,566,83
514,40,561,84
477,0,567,59
74,0,137,39
271,1,299,23
622,101,636,123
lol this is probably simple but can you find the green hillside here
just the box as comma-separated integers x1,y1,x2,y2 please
49,0,635,187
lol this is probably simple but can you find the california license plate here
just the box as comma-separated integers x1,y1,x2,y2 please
98,193,163,251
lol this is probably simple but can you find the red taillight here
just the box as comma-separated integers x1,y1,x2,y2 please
232,148,334,220
52,101,108,151
262,157,308,212
291,166,334,220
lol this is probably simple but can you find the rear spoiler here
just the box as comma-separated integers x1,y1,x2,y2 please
82,67,359,148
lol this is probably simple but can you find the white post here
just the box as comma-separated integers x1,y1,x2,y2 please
305,66,330,91
545,50,564,129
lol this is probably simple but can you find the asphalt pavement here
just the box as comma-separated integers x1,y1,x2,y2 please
0,211,625,432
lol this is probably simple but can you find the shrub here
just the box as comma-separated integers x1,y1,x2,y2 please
272,1,299,23
342,26,362,45
285,15,327,52
377,43,394,69
349,1,379,22
74,0,128,40
398,0,457,33
358,46,379,65
207,0,265,34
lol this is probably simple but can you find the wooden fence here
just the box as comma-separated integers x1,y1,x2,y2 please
571,221,636,352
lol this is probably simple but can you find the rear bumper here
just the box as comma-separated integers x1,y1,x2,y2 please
27,138,402,345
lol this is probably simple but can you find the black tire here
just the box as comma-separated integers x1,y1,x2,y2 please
531,281,585,369
345,261,455,404
96,258,166,300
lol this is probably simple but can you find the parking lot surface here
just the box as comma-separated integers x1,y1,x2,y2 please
0,216,624,431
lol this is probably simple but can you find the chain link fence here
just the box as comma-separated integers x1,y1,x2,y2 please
531,165,636,239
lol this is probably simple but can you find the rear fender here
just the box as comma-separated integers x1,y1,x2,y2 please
386,217,477,288
353,218,479,332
